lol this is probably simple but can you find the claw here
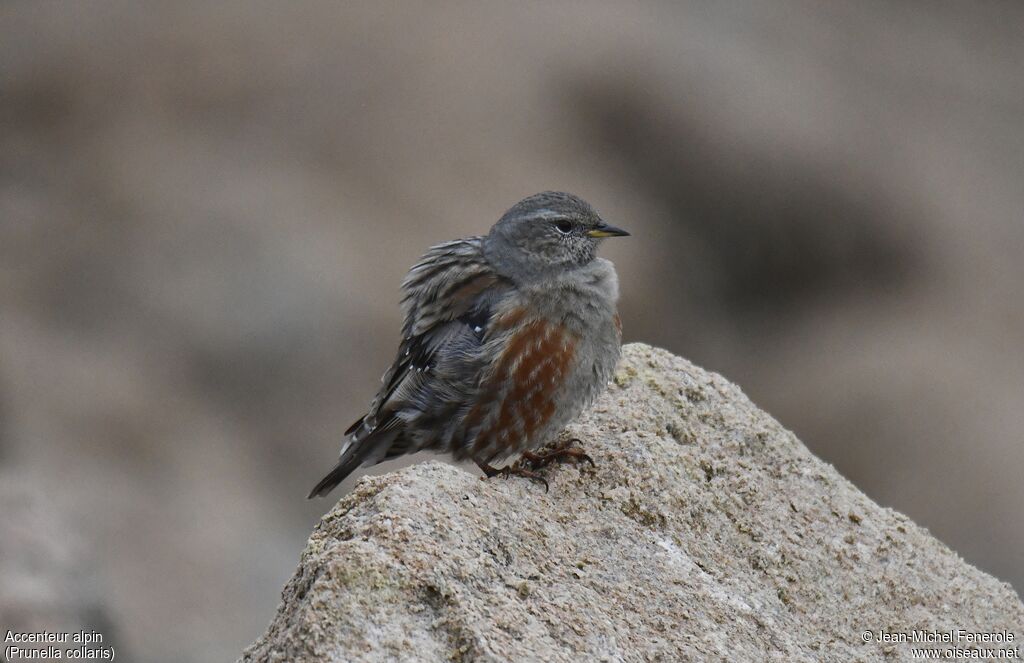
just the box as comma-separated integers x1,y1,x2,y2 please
476,460,549,492
522,439,596,470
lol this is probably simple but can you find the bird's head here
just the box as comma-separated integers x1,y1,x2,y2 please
484,191,629,281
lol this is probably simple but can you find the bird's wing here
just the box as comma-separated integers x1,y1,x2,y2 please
372,236,500,419
308,236,505,497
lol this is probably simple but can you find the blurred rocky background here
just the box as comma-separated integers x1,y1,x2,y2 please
1,1,1021,661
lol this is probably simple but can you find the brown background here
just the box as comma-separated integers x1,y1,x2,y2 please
2,2,1022,661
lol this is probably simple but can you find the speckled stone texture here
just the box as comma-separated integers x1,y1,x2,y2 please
241,343,1023,662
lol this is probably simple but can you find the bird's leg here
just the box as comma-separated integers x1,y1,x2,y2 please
521,438,596,470
474,457,549,492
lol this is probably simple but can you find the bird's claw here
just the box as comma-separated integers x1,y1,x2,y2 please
521,438,596,470
478,462,550,492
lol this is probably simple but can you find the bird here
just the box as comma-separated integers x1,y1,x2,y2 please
308,191,628,498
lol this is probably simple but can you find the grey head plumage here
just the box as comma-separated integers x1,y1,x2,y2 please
483,191,629,283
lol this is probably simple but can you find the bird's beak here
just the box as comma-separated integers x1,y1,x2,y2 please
588,223,630,238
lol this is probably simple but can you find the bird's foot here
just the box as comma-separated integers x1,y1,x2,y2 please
521,438,596,470
477,461,549,492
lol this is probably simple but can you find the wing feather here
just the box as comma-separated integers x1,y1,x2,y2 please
309,236,508,497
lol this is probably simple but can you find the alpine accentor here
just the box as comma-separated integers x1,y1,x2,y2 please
308,191,628,497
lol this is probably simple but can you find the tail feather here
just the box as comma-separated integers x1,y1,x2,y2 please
343,415,365,436
307,421,402,499
306,454,364,499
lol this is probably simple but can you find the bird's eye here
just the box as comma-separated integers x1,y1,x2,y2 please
553,220,573,235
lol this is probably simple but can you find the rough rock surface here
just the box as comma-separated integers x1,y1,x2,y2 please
241,344,1022,662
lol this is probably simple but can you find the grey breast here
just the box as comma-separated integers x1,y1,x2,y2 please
521,257,622,446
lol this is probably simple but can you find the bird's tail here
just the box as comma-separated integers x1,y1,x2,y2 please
307,420,401,499
306,454,364,499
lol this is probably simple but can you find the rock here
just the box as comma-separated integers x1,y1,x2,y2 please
241,344,1022,662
